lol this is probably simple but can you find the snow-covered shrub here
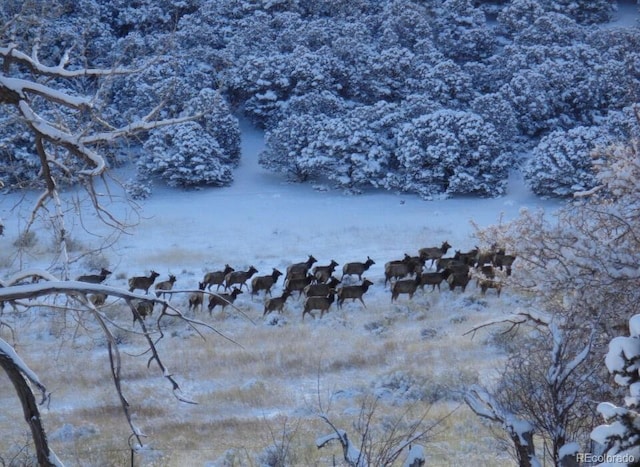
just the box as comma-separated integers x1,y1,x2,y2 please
124,177,153,200
410,59,474,106
524,126,606,197
300,116,391,193
541,0,613,24
434,0,496,62
260,113,327,182
395,110,510,199
591,314,640,463
373,371,432,403
496,0,545,37
470,93,519,149
515,12,586,46
184,88,241,165
140,122,233,188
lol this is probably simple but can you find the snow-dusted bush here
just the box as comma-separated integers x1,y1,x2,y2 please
496,0,545,37
470,93,519,148
395,110,510,199
524,126,607,197
184,89,241,165
434,0,496,62
541,0,613,24
591,314,640,463
300,115,391,193
140,122,233,188
260,113,327,182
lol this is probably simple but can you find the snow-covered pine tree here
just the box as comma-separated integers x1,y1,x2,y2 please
395,109,509,198
523,126,608,197
140,122,233,188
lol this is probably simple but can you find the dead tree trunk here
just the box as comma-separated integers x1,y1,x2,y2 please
0,350,56,466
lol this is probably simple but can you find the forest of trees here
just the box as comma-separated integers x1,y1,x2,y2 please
1,0,639,199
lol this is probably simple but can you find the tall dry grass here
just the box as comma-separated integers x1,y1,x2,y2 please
0,279,515,466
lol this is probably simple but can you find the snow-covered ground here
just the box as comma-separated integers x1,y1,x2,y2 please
0,124,562,466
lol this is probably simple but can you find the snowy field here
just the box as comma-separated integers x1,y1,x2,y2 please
0,123,562,466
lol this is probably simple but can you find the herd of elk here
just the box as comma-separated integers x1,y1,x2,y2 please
73,242,515,322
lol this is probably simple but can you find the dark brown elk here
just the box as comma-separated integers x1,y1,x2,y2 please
454,247,479,266
475,248,497,267
208,287,243,314
342,256,375,281
188,282,206,312
436,257,467,273
304,276,341,297
447,272,471,292
251,268,283,297
391,274,422,302
474,265,495,287
419,241,451,266
384,257,419,286
302,291,335,320
77,267,112,284
263,290,292,316
128,270,160,294
155,274,177,298
337,279,373,308
479,278,502,297
132,299,154,323
285,255,317,280
403,254,426,273
312,260,339,283
225,266,258,291
203,264,234,291
418,271,447,292
494,252,517,276
285,274,314,297
89,293,107,306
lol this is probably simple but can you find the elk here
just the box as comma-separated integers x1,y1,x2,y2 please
208,287,243,314
203,264,234,291
494,252,517,276
251,268,283,297
285,274,314,297
188,282,206,312
337,279,373,309
342,256,375,281
454,247,479,266
128,270,160,294
436,257,466,273
304,276,341,297
391,274,422,302
285,255,317,280
312,260,339,283
76,267,112,284
302,291,336,320
419,241,451,266
418,271,447,292
132,299,154,323
154,274,177,299
264,290,292,316
479,278,502,297
224,266,258,291
447,272,471,292
384,257,418,286
89,293,107,306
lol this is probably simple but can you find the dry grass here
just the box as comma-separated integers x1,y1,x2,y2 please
0,283,516,466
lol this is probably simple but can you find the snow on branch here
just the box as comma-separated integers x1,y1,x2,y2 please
0,337,48,403
0,43,131,78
